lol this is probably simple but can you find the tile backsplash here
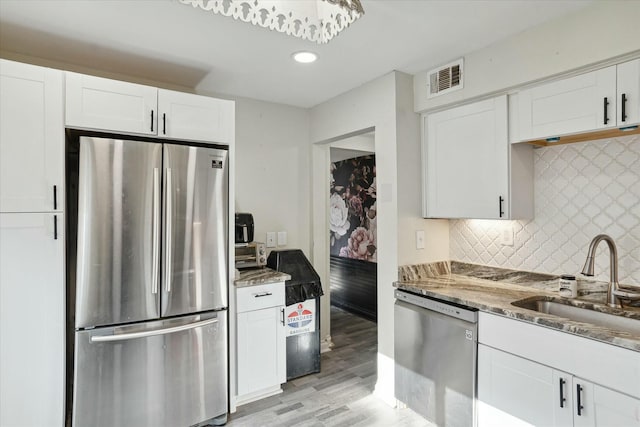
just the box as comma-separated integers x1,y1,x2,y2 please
450,134,640,285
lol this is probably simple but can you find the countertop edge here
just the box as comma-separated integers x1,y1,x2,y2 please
234,268,291,287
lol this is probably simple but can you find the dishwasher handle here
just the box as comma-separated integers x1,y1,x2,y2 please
395,290,478,323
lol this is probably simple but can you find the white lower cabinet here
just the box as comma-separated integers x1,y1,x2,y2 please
0,212,65,427
478,344,640,427
235,282,286,405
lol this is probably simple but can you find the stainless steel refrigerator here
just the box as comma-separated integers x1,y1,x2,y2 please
71,136,228,427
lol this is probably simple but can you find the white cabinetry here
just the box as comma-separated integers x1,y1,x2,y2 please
617,58,640,127
158,89,234,143
515,59,640,142
478,312,640,427
0,59,65,427
0,213,65,427
423,95,533,219
236,282,286,405
65,71,157,136
0,59,64,213
65,72,234,144
479,344,640,427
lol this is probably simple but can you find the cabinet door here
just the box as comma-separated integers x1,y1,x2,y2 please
65,71,158,135
237,305,286,396
617,58,640,127
478,344,570,427
574,380,640,427
0,213,64,427
0,60,63,213
158,89,234,144
516,66,617,141
425,95,508,219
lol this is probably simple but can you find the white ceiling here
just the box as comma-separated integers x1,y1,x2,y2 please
0,0,591,108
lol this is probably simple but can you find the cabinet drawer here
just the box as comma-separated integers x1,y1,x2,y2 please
236,282,285,313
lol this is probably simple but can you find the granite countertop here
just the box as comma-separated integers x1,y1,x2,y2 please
234,267,291,288
395,262,640,352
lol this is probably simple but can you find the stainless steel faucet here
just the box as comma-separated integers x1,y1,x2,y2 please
581,234,640,308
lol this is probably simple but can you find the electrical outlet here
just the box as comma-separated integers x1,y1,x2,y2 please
416,230,425,249
501,224,514,246
266,232,276,248
277,231,287,246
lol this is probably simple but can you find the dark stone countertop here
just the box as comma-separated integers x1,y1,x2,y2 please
395,261,640,352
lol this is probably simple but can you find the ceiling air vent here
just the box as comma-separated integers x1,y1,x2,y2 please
427,58,464,99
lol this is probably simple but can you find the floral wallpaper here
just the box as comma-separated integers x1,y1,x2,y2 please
329,155,377,262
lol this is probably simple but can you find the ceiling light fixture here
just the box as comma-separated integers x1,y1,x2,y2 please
179,0,364,44
292,51,318,64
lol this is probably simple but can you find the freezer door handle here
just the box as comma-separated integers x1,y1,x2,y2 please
90,317,218,343
152,167,160,294
164,167,173,293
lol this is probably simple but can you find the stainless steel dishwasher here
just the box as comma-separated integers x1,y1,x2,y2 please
394,289,478,427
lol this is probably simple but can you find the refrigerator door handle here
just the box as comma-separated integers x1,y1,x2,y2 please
164,167,173,293
90,317,218,343
152,167,160,294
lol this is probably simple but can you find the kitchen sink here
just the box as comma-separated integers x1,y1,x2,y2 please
511,296,640,335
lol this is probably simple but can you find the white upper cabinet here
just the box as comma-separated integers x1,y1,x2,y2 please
65,72,234,144
0,60,64,213
158,89,234,144
515,66,617,142
617,58,640,127
65,72,158,136
423,95,533,219
514,59,640,142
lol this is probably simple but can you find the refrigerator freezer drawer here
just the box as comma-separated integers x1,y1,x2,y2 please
73,312,227,427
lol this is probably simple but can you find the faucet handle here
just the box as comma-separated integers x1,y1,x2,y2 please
612,288,640,301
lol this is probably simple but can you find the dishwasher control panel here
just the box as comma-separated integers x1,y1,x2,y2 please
395,289,478,323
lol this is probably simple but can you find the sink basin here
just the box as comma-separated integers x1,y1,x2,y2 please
511,297,640,335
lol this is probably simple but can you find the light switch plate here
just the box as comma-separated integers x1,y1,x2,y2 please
266,232,276,248
416,230,425,249
277,231,287,246
501,224,514,246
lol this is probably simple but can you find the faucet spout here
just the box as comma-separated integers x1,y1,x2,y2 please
581,234,620,307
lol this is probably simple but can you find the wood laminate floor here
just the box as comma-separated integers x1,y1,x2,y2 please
227,306,430,427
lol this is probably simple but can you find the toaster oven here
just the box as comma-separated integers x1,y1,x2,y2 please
235,242,266,269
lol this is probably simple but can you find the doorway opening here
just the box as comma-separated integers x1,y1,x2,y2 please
328,132,377,323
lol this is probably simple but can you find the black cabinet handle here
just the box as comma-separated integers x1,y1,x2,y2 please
499,196,504,218
576,384,584,416
151,110,155,132
559,378,566,408
53,185,57,210
53,215,58,240
254,292,273,298
603,97,609,125
163,113,167,135
281,308,285,326
622,93,627,122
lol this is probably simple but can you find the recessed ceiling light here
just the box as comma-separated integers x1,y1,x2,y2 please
292,51,318,64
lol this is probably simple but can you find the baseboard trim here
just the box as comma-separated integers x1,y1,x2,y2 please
320,335,333,353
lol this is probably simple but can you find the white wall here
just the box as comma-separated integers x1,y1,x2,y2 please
310,71,449,405
311,72,398,404
414,1,640,112
233,96,311,256
395,73,449,265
